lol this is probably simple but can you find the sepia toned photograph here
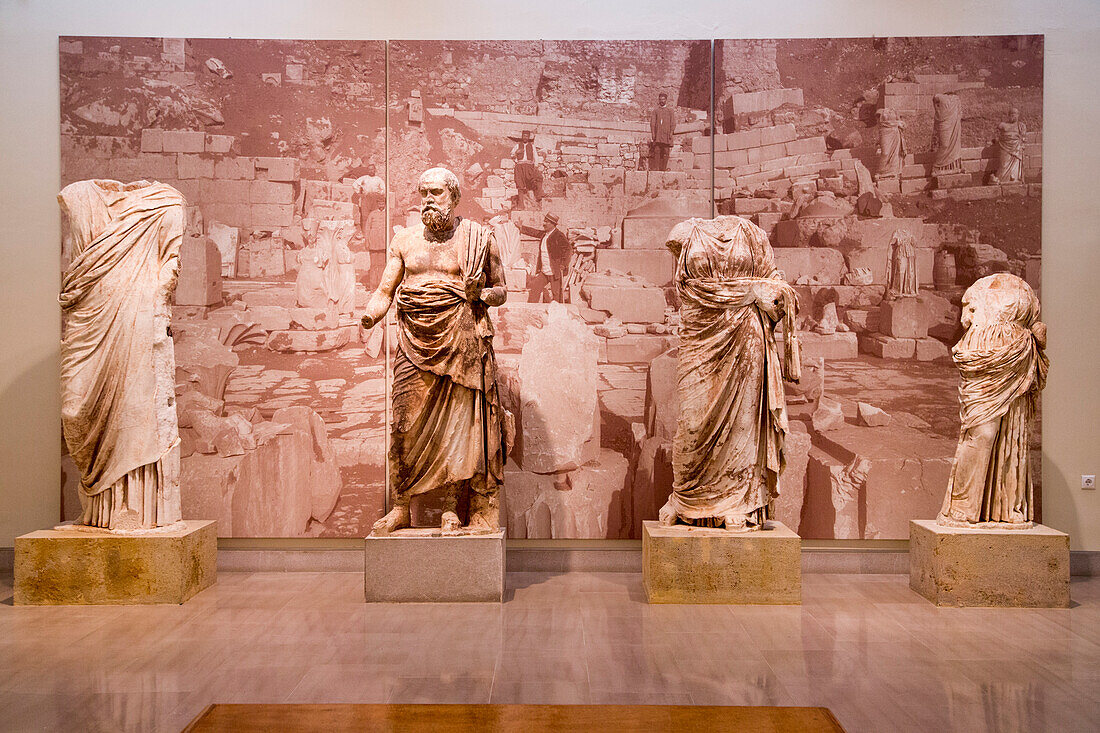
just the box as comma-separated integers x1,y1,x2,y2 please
56,35,1043,540
58,37,388,537
710,36,1043,538
385,40,713,538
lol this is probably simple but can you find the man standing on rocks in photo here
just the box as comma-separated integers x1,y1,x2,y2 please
510,130,543,208
649,92,675,171
360,167,508,534
520,212,571,303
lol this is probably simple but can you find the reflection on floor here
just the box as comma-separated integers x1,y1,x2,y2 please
0,571,1096,733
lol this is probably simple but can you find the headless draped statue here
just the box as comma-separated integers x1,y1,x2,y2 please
989,108,1026,184
58,180,184,531
931,93,964,175
939,274,1048,528
884,229,919,300
658,216,801,532
361,168,508,535
875,108,906,180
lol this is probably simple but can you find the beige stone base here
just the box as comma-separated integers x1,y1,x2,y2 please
14,520,217,605
909,519,1070,607
642,520,801,604
364,528,505,603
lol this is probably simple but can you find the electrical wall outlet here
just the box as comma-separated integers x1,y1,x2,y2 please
1083,475,1096,490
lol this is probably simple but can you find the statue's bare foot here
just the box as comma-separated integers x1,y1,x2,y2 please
371,505,410,536
468,490,499,532
658,500,677,526
467,511,497,532
440,511,462,534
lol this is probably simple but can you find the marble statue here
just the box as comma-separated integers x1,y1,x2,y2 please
931,93,963,175
875,108,906,180
295,219,355,313
352,173,386,251
884,228,919,299
989,108,1026,184
361,167,508,534
57,180,184,531
938,274,1048,528
658,216,801,531
318,219,356,314
295,233,328,308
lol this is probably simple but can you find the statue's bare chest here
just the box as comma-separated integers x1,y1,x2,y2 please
402,236,464,280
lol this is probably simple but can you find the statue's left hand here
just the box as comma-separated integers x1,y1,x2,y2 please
752,281,784,321
465,273,486,303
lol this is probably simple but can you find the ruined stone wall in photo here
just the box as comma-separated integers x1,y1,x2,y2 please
58,37,388,537
386,40,713,222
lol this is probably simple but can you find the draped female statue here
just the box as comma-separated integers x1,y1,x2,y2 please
658,216,801,531
939,274,1048,527
990,108,1026,184
875,108,906,180
58,180,184,531
931,93,964,175
884,229,919,300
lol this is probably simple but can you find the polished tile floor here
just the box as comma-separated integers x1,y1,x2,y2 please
0,571,1097,732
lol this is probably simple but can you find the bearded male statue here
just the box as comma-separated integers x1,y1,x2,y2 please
361,168,508,535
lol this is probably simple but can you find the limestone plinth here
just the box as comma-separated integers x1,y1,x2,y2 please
909,520,1069,607
364,528,504,603
642,520,801,604
15,520,216,605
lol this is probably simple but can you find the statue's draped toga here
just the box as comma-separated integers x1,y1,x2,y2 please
58,180,184,530
940,274,1048,525
661,216,800,528
390,218,506,503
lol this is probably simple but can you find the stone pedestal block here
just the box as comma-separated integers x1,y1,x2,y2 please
364,529,505,603
880,298,927,338
14,520,217,605
909,520,1070,607
642,520,801,604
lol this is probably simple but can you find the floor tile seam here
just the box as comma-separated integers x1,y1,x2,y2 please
280,667,323,705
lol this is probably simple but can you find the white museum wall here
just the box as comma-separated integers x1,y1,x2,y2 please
1,0,1097,549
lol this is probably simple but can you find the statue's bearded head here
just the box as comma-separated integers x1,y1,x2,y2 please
418,167,461,233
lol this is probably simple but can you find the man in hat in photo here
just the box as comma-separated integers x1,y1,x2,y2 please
520,212,571,303
510,130,543,208
649,92,675,171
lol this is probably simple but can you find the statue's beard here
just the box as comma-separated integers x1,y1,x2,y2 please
421,206,452,233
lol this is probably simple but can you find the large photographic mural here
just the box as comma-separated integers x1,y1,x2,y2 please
59,35,1043,539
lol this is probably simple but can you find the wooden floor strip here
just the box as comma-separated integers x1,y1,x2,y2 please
183,703,846,732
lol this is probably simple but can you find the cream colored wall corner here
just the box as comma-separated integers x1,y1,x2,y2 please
1,1,1097,549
